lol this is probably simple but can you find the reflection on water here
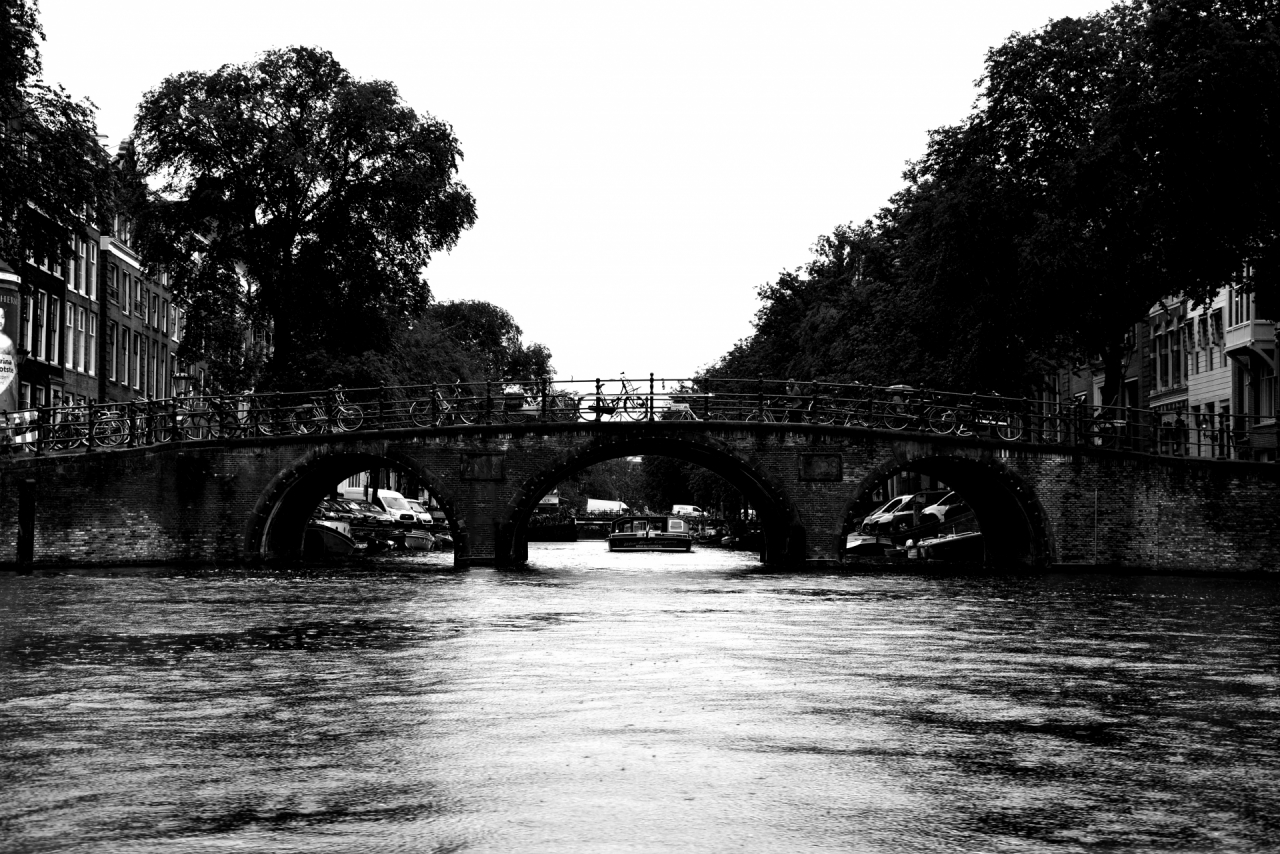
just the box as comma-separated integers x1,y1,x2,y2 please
2,543,1278,853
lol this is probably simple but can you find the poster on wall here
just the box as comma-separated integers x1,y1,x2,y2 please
0,280,19,415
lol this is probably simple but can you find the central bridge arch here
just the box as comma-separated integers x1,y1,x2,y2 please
497,432,803,567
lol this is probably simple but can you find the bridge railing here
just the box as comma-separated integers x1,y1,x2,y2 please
1,377,1273,462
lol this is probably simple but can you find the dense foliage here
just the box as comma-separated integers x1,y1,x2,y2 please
0,0,114,274
705,0,1280,403
133,46,479,390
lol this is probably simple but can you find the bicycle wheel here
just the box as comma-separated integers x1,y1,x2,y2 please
291,404,325,435
410,399,437,427
453,397,478,425
152,414,177,443
93,417,126,447
1040,416,1067,445
49,423,79,451
334,404,363,432
883,405,910,430
621,395,649,420
926,406,956,435
996,413,1025,441
551,393,580,422
252,410,275,436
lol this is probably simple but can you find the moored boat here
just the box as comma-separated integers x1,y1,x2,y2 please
392,529,435,550
304,520,359,558
607,516,694,552
919,531,984,562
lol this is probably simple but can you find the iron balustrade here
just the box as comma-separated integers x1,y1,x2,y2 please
0,377,1273,463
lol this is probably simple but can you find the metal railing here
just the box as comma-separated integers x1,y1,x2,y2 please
0,376,1274,462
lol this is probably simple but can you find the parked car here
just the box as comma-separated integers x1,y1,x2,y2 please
336,498,396,526
885,490,950,532
318,499,357,522
922,491,969,524
860,495,914,534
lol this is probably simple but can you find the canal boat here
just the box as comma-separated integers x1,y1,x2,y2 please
391,529,435,550
918,531,984,562
304,519,359,558
607,516,694,552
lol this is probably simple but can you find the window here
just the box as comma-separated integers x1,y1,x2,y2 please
118,326,128,385
106,321,116,381
133,332,142,390
1172,327,1182,387
80,309,91,375
34,292,46,361
149,338,158,398
65,304,74,369
120,271,129,314
161,299,169,335
150,292,159,329
19,382,30,410
76,239,86,294
46,296,58,364
20,293,32,352
89,243,97,300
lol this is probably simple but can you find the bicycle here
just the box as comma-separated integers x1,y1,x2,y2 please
928,394,1025,440
409,381,474,427
290,387,364,434
589,374,650,421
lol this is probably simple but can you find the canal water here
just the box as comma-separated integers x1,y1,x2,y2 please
2,544,1278,853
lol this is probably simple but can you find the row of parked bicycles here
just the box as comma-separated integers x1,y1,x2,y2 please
8,376,1183,453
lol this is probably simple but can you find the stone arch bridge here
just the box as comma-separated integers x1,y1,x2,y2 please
1,418,1277,573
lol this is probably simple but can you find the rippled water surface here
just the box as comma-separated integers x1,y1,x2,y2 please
2,544,1278,853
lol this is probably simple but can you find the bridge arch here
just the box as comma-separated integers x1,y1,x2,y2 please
840,449,1055,567
246,444,458,561
497,431,802,567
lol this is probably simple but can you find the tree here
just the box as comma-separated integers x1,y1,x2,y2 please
708,0,1280,403
427,300,553,382
133,46,477,389
0,0,114,273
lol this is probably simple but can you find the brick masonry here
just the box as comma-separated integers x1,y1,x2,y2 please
1,421,1276,573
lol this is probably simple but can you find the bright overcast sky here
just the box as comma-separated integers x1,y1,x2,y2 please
40,0,1114,383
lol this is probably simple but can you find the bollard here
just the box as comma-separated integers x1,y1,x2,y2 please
594,378,603,422
649,373,655,421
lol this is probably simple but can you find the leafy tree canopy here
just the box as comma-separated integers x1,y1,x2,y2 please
133,46,478,388
706,0,1280,403
0,0,115,273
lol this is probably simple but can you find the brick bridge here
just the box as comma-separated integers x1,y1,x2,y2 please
1,418,1277,572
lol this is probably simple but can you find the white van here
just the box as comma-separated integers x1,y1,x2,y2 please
340,487,419,524
671,504,704,516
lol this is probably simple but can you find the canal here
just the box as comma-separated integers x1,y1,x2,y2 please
2,544,1277,853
